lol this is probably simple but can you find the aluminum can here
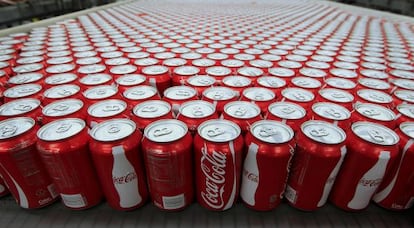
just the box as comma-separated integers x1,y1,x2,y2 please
393,89,414,107
132,100,173,131
330,122,400,211
390,79,414,93
355,89,394,109
77,64,107,77
87,99,129,128
237,67,264,85
291,77,322,94
123,85,161,109
83,85,120,105
280,87,315,110
323,77,356,95
206,66,232,84
79,73,114,91
241,87,277,114
141,65,171,94
177,100,218,134
44,73,78,89
256,76,286,98
266,102,308,132
89,119,148,210
163,86,198,114
109,65,138,79
311,102,351,130
241,120,295,211
42,84,82,105
3,83,43,102
172,66,200,86
7,73,44,87
45,64,76,77
41,99,86,124
115,74,147,94
186,75,216,96
0,117,58,208
37,118,103,209
357,78,391,94
395,104,414,127
317,88,354,111
194,119,244,211
142,119,194,211
0,98,41,121
352,103,397,129
329,68,358,82
285,120,347,211
222,101,262,134
222,76,252,97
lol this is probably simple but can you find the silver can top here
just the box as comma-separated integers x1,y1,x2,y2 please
37,118,85,141
391,79,414,90
79,73,112,86
399,122,414,139
249,60,273,69
76,57,102,65
142,65,168,75
312,102,351,120
45,73,77,85
144,119,188,143
325,77,356,90
0,117,35,140
206,66,231,77
330,68,358,79
222,76,251,88
358,78,390,90
78,64,106,74
116,74,146,86
179,100,215,118
355,102,396,121
187,75,216,87
8,73,43,85
135,58,159,67
299,67,327,79
110,64,137,75
301,120,346,144
396,104,414,119
203,86,237,101
282,87,315,102
42,98,83,117
44,84,80,99
357,89,393,104
198,119,241,142
360,69,389,80
173,66,200,76
163,58,187,67
237,67,263,77
90,118,136,142
268,102,306,119
13,63,43,74
163,86,197,100
243,87,275,101
83,85,118,99
88,99,127,118
394,90,414,103
45,64,76,74
250,120,294,144
319,88,354,103
269,67,295,78
191,58,215,67
257,76,286,88
292,77,322,89
0,98,40,116
4,83,42,98
224,101,261,119
352,121,399,146
123,85,157,100
221,59,244,68
391,70,414,80
133,100,171,118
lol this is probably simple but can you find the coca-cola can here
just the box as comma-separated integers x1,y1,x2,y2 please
123,85,160,109
163,86,198,114
42,84,82,105
330,122,400,211
177,100,218,133
241,120,295,211
285,120,347,211
132,100,173,131
186,75,216,96
372,122,414,210
45,64,76,77
3,83,43,103
142,119,194,211
83,85,120,105
37,118,103,209
291,77,322,94
0,117,58,208
241,87,277,114
237,67,264,85
222,101,262,134
352,103,397,129
13,63,45,76
89,119,148,210
194,119,243,210
311,102,352,130
329,68,358,82
41,98,86,124
141,65,171,94
109,65,138,79
115,74,147,94
280,87,315,110
87,99,129,128
266,102,308,132
390,79,414,93
317,88,355,111
0,98,41,121
355,89,394,109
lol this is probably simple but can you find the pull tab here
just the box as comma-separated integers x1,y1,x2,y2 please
369,94,385,102
0,124,17,137
13,104,32,112
234,107,247,117
281,106,295,114
233,80,243,86
296,80,310,86
325,108,342,118
197,78,210,85
56,123,72,133
207,127,225,137
153,127,172,137
57,89,73,96
52,104,69,112
368,129,385,143
213,91,224,99
96,89,107,95
107,125,120,134
331,92,346,99
142,106,158,112
292,92,306,101
362,109,380,117
51,77,65,83
267,78,278,87
310,128,329,137
123,77,135,82
175,90,190,96
254,92,264,100
192,106,204,117
18,88,36,94
131,90,145,96
16,76,30,83
103,105,121,112
259,127,279,137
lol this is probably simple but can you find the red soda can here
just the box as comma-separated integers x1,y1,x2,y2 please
352,103,397,129
44,73,78,89
330,122,400,211
37,118,103,209
41,98,86,124
186,75,216,97
311,102,352,130
89,119,148,211
222,101,262,134
357,78,391,93
1,62,15,76
266,102,308,132
280,88,315,110
256,76,287,98
83,85,120,105
393,89,414,106
123,85,160,109
395,104,414,126
372,122,414,210
132,100,173,131
318,88,355,111
115,74,147,94
241,120,295,211
285,120,347,211
194,119,244,211
206,66,232,84
0,98,41,121
0,117,58,208
323,77,357,95
16,56,44,66
3,83,43,103
390,79,414,93
76,57,103,67
163,86,198,114
87,99,129,128
7,73,44,87
134,58,159,72
177,100,218,134
172,66,200,86
142,119,194,211
42,84,82,105
291,77,322,95
222,76,252,97
241,87,277,114
141,65,171,94
355,89,394,109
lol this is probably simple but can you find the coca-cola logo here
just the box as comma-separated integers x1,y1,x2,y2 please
359,178,382,187
200,146,227,209
113,172,137,185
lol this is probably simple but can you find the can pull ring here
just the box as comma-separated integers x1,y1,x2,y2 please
292,92,306,101
325,108,342,118
153,127,172,137
259,127,278,137
56,123,72,133
368,130,385,143
310,128,329,137
142,106,158,112
103,105,121,112
281,107,295,114
175,90,190,96
192,106,204,117
13,104,32,112
0,124,17,137
362,109,380,117
52,104,69,112
207,128,225,137
234,107,247,117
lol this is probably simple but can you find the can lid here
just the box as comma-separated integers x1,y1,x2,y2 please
222,76,251,88
250,120,294,144
268,102,306,119
16,56,44,65
390,63,414,71
358,78,390,90
198,119,241,142
301,120,346,144
221,59,244,68
133,100,171,118
282,87,314,102
224,101,261,119
357,89,393,104
206,66,231,77
42,98,84,117
333,61,358,70
164,58,187,67
351,121,399,146
396,104,414,119
123,85,157,100
399,122,414,139
135,58,159,67
116,74,146,86
330,68,358,79
257,76,286,88
0,117,35,140
269,67,295,78
78,64,106,74
164,86,197,100
4,84,42,98
360,69,389,80
319,88,354,103
292,77,322,89
88,99,127,118
90,118,136,142
38,118,85,141
362,62,387,71
390,70,414,80
46,64,76,74
299,67,327,78
8,73,43,85
312,102,351,120
243,87,275,101
0,98,40,116
234,53,255,61
237,67,263,77
13,63,43,74
203,86,236,101
394,90,414,103
142,65,168,75
249,60,273,68
391,79,414,90
144,119,188,143
45,73,77,85
47,57,73,65
84,85,118,99
44,84,80,99
177,99,213,118
173,66,200,76
76,57,102,65
355,103,396,121
105,57,130,66
187,75,216,87
110,64,137,75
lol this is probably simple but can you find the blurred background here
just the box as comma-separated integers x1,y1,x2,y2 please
333,0,414,17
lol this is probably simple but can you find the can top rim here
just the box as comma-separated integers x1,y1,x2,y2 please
144,119,188,143
198,119,241,142
0,117,35,140
38,118,85,141
301,120,346,144
90,118,136,142
250,120,294,144
351,121,399,146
